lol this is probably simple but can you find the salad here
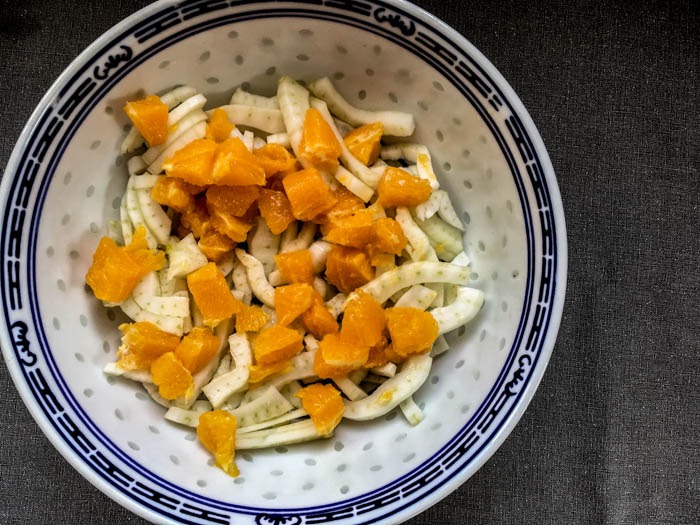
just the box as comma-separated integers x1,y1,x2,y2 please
85,76,484,477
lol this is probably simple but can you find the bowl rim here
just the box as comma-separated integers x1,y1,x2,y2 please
0,0,567,523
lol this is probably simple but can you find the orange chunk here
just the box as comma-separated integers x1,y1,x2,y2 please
253,325,304,364
383,343,406,364
282,167,338,221
343,122,383,166
124,94,168,147
198,229,236,262
340,290,386,347
150,177,197,212
116,321,181,371
385,307,439,357
210,209,252,242
180,197,211,239
298,108,342,171
325,245,374,294
212,138,266,186
235,303,269,333
175,326,219,374
150,352,194,400
163,138,218,186
206,108,235,142
187,262,239,327
274,249,314,284
258,188,296,235
197,410,239,477
364,336,390,369
295,383,345,435
85,226,165,303
248,359,291,384
313,332,369,379
370,217,407,256
301,290,339,339
275,283,315,326
324,208,375,248
377,167,432,208
205,185,259,217
253,143,298,178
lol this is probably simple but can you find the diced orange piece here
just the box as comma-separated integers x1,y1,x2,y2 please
383,343,406,364
248,359,291,384
301,290,339,339
253,325,303,364
150,352,194,400
124,94,168,147
205,185,259,217
212,138,266,186
324,208,375,248
377,167,432,208
163,138,218,186
295,383,345,435
258,188,296,234
274,283,315,326
151,177,197,212
340,290,386,347
364,335,390,369
210,209,252,242
282,168,338,221
86,226,165,303
198,229,236,262
197,410,239,477
371,217,407,255
187,262,239,327
180,197,211,239
274,250,314,284
385,307,439,357
325,245,374,294
235,303,269,333
206,108,235,142
368,251,395,268
343,122,383,166
298,108,342,171
116,321,181,371
175,326,219,374
313,332,368,379
316,185,365,232
253,143,298,178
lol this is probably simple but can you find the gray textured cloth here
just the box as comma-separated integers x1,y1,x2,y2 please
0,0,697,523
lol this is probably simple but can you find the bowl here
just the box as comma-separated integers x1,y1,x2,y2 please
0,0,566,523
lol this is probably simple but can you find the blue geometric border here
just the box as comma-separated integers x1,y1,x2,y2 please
0,1,559,523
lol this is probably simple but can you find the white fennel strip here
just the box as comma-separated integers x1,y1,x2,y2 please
147,121,207,174
167,233,208,280
208,105,285,134
103,362,152,384
380,143,439,189
280,221,316,253
237,408,307,434
229,385,294,427
333,376,367,401
203,367,249,408
451,251,471,267
266,132,290,147
371,362,397,378
399,396,424,426
235,419,326,449
435,189,465,231
231,260,253,305
430,287,485,335
235,249,275,307
414,189,442,221
164,400,211,427
119,193,133,245
230,87,280,109
142,110,207,165
395,207,438,262
334,165,374,202
126,176,157,249
136,187,171,245
248,217,280,276
142,382,172,408
325,293,347,318
167,94,207,126
430,335,450,357
276,76,310,155
308,77,415,136
413,214,464,262
393,284,438,310
120,297,184,335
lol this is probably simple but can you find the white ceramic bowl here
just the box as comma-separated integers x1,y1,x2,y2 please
0,1,566,523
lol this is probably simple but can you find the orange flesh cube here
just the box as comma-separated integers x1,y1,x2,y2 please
274,283,315,326
314,332,369,378
253,325,304,364
253,143,298,178
340,290,386,347
85,226,165,303
206,108,235,142
150,177,196,212
317,185,365,234
150,352,194,400
370,217,407,255
324,208,375,248
298,108,342,171
343,122,383,166
282,167,338,221
175,326,219,374
295,383,345,435
198,229,236,262
206,185,259,217
116,321,181,371
124,94,168,147
187,262,239,327
258,188,296,235
163,138,218,186
210,209,252,242
212,138,266,186
274,250,314,284
197,410,239,477
385,307,439,357
235,303,269,333
301,290,339,339
364,336,390,369
377,166,432,208
325,245,374,294
180,198,211,239
248,359,291,384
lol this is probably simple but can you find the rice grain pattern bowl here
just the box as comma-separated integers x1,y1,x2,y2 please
0,1,566,523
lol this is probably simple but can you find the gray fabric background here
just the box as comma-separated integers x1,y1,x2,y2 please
0,0,697,523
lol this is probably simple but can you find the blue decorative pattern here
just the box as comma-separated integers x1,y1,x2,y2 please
0,1,559,523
